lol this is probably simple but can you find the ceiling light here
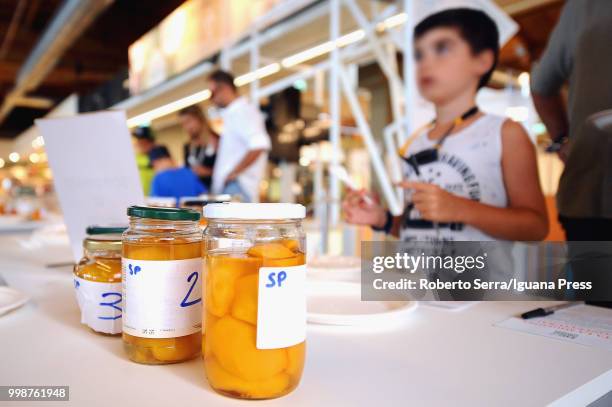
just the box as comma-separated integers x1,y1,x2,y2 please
336,29,365,47
127,89,211,128
234,63,281,87
377,12,407,31
31,136,45,148
9,152,20,163
282,41,335,68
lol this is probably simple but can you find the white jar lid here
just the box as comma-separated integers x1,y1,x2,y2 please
204,203,306,220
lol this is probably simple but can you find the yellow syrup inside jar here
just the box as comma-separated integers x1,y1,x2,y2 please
203,239,306,399
75,257,122,283
123,236,202,364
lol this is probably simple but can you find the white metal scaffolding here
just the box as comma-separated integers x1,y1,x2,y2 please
217,0,415,254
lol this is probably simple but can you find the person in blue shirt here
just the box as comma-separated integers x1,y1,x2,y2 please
149,145,207,202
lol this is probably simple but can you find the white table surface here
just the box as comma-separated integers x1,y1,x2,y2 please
1,234,611,407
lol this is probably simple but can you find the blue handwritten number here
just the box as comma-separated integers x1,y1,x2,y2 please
180,272,201,307
266,271,287,288
98,292,122,320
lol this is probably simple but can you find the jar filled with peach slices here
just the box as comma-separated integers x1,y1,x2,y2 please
202,203,307,399
73,225,127,335
122,206,202,364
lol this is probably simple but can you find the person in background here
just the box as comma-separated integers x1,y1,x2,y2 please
132,126,156,196
342,8,548,242
179,105,219,190
149,145,206,202
207,70,271,202
531,0,612,241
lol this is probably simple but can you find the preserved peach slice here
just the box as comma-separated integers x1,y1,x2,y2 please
286,342,306,376
280,239,300,251
151,334,200,361
203,311,219,358
209,316,287,381
263,252,306,267
247,243,294,259
204,311,219,330
206,255,260,317
231,273,259,325
205,357,290,399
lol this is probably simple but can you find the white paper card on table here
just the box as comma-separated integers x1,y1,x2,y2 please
36,111,144,262
495,304,612,352
257,264,306,349
422,301,478,311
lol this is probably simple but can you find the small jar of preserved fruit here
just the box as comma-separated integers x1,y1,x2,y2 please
203,203,307,399
73,226,127,335
122,206,202,364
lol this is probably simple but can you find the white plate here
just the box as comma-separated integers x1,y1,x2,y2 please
0,216,45,233
307,255,361,282
0,286,30,316
307,281,417,326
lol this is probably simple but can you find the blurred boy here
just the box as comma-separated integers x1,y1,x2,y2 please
343,8,548,241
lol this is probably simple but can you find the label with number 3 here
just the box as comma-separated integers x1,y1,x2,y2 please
74,277,122,334
122,258,202,338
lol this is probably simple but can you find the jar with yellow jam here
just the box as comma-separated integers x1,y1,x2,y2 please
122,206,202,364
73,226,127,335
203,203,307,399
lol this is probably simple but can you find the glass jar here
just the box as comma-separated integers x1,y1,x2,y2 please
73,226,127,335
180,194,232,228
202,203,307,399
14,186,41,220
122,206,202,364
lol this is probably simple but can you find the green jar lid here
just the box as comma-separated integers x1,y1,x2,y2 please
127,205,201,221
86,225,128,235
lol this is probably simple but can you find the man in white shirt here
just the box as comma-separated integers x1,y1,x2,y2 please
207,70,271,202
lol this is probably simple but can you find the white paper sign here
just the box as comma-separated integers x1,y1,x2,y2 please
495,304,612,352
257,264,306,349
36,111,144,262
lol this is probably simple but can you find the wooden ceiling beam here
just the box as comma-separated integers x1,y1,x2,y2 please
0,20,128,61
0,59,115,86
501,0,564,16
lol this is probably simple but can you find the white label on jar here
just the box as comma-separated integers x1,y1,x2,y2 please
122,258,202,338
256,264,306,349
74,276,122,334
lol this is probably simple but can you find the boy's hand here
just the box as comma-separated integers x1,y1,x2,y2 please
342,189,387,228
398,181,469,223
